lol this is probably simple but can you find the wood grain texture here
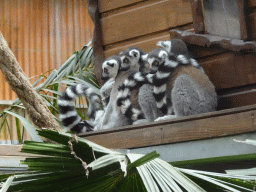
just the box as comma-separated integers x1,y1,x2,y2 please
235,53,256,85
170,30,256,52
186,44,225,58
218,89,256,110
101,0,192,45
104,32,171,58
98,0,143,13
81,104,256,149
189,0,204,33
198,52,256,89
87,0,105,87
198,53,241,89
248,0,256,8
104,24,193,58
249,12,256,41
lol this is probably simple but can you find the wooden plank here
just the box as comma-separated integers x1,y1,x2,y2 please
248,0,256,8
249,12,256,41
235,53,256,84
218,89,256,110
201,53,256,90
101,0,192,45
81,104,256,149
198,53,242,89
199,52,256,89
104,24,193,58
98,0,142,13
104,32,171,58
187,44,225,58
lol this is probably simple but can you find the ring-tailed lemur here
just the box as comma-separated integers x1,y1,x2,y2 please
157,39,205,73
117,47,217,122
157,39,190,57
119,46,148,72
57,55,122,133
100,47,164,129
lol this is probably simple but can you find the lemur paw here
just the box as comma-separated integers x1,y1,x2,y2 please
154,115,177,122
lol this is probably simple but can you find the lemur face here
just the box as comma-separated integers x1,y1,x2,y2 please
119,47,147,70
101,56,121,81
147,48,168,74
156,41,172,53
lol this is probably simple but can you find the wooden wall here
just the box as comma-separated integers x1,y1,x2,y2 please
168,1,256,110
248,0,256,40
98,0,193,58
0,0,93,101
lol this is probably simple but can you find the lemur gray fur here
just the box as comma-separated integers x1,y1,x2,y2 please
57,55,122,133
99,47,164,129
117,43,217,122
156,39,205,73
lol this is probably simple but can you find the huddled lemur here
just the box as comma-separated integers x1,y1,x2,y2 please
57,55,122,133
100,47,162,129
117,40,217,122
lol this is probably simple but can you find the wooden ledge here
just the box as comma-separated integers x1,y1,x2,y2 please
170,30,256,52
80,104,256,149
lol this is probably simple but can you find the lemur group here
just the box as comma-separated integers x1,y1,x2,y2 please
57,39,218,134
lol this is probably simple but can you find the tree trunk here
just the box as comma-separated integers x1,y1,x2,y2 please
0,31,61,131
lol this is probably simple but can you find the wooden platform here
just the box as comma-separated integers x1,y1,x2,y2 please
79,104,256,172
80,104,256,149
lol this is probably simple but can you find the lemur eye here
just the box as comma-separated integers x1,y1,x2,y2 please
152,61,159,66
123,58,129,63
104,68,108,73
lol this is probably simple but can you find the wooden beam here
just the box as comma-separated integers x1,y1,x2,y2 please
81,104,256,149
98,0,143,13
101,0,192,45
218,87,256,110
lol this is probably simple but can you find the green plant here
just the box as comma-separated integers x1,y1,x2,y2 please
1,129,256,192
0,41,98,143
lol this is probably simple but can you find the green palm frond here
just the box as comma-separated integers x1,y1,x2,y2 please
1,129,256,192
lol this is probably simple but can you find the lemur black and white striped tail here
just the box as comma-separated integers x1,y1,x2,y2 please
57,84,100,131
150,54,203,115
116,71,153,122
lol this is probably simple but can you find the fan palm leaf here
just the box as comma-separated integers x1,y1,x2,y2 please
1,129,256,192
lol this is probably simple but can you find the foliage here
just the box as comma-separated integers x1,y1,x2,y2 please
0,41,98,143
1,129,256,192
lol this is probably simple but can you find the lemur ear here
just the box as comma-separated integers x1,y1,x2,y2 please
156,41,163,47
129,50,140,58
158,50,168,60
141,54,148,61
